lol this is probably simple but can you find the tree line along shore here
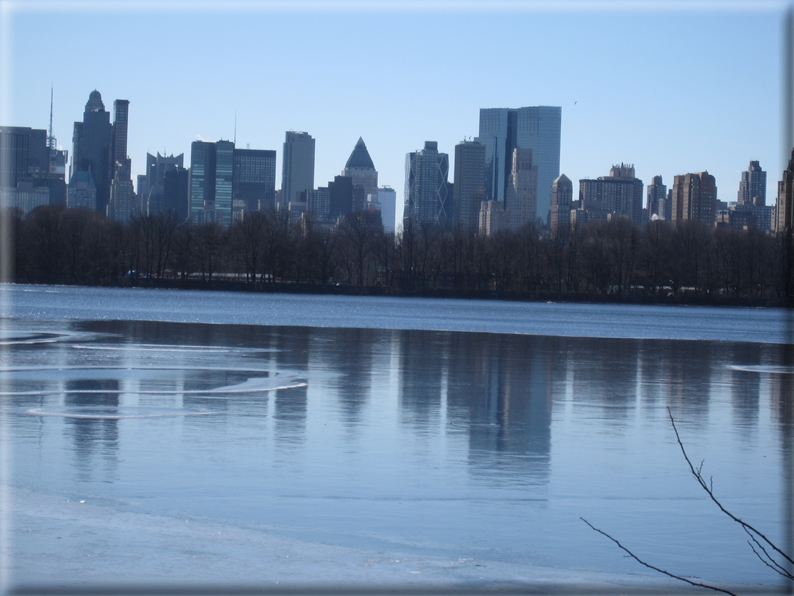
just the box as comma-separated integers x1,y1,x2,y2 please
3,205,792,307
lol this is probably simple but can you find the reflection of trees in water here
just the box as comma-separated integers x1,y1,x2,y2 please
63,379,119,483
571,338,639,422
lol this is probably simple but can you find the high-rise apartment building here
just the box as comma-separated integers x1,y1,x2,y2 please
776,148,794,233
738,160,767,206
672,171,717,224
452,140,485,230
505,148,538,229
647,175,667,220
550,174,573,240
281,131,315,209
404,141,450,227
579,164,644,225
342,138,378,198
477,106,561,224
71,90,113,214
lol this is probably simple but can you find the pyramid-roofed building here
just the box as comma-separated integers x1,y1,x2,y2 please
342,137,378,198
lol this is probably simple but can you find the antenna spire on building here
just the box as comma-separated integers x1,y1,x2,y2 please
47,84,55,149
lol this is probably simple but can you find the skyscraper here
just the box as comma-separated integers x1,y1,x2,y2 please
111,100,129,169
342,138,378,198
71,90,113,214
214,140,234,226
550,174,573,240
647,175,667,220
0,125,64,212
189,140,216,224
404,141,450,227
477,106,561,224
281,131,315,209
776,148,794,233
452,140,485,230
145,152,185,215
233,149,276,212
505,148,538,229
737,160,767,206
672,171,717,223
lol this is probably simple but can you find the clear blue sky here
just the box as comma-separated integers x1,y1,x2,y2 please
1,1,790,206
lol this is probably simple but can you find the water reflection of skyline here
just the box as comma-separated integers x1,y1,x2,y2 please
7,319,792,487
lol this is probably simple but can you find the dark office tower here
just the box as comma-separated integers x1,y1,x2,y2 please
163,167,189,221
329,175,353,219
647,175,667,219
281,131,315,208
550,174,573,240
0,126,64,211
342,137,378,198
672,171,717,223
233,149,276,212
404,141,450,227
0,126,48,187
145,152,185,215
505,148,538,228
452,140,485,230
738,160,767,206
189,140,216,224
111,100,129,170
308,186,331,220
71,90,113,214
776,148,794,232
477,106,561,224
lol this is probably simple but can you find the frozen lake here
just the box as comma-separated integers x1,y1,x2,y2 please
1,285,792,591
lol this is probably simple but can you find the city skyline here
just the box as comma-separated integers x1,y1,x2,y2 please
1,2,789,211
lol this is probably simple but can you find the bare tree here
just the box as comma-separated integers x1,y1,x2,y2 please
583,407,792,594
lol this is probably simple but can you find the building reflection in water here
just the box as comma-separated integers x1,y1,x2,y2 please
63,379,120,483
398,331,554,485
570,337,639,423
271,326,310,446
322,327,375,428
728,342,761,433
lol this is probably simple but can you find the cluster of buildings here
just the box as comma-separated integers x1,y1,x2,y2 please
2,89,794,240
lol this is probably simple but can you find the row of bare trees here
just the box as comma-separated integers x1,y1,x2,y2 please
3,205,791,304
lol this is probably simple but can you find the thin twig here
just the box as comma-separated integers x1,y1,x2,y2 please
667,407,794,568
580,517,738,596
744,527,794,579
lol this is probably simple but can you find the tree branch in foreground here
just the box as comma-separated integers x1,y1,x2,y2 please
580,517,738,596
667,406,793,579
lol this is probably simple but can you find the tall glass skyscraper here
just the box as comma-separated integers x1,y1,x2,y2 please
281,131,315,209
404,141,450,227
477,106,561,224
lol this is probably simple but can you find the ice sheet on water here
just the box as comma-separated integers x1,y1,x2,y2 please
21,406,217,419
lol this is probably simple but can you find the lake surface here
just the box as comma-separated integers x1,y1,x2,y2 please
1,285,792,590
